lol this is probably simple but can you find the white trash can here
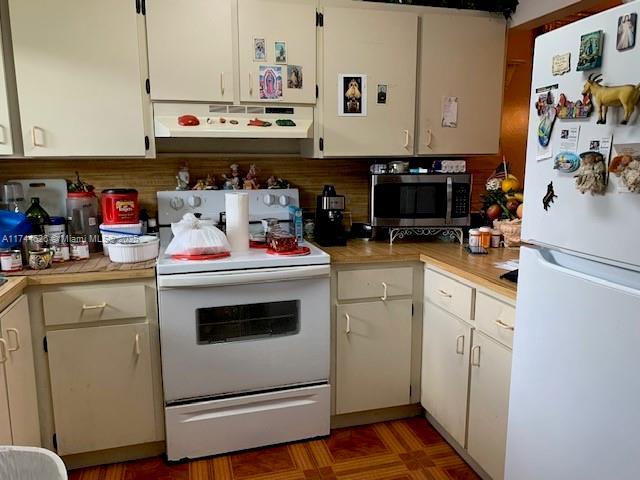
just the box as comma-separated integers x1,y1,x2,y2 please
0,446,67,480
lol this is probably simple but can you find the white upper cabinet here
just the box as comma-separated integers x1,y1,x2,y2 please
9,0,151,157
417,9,506,155
0,20,13,155
238,0,317,104
320,4,418,156
146,0,235,102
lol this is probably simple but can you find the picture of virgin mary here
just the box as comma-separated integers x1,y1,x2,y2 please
259,66,283,100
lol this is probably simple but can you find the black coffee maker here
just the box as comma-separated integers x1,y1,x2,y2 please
315,185,347,246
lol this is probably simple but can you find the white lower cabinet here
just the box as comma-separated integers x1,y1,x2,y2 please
421,301,471,446
468,331,512,480
0,295,40,446
47,323,156,455
336,299,413,414
422,265,514,479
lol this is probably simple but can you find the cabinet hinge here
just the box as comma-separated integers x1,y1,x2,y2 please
52,433,57,450
316,11,324,27
144,136,150,151
316,85,319,99
141,0,146,15
412,304,414,316
135,0,141,14
43,336,48,353
409,385,412,397
319,137,324,152
145,78,151,95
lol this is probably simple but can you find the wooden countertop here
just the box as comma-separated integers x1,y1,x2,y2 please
0,276,28,312
322,240,519,300
3,254,156,286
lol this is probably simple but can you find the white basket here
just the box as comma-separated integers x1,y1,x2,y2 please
100,222,143,256
108,235,159,264
0,446,67,480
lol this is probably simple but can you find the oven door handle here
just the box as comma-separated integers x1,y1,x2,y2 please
158,265,330,289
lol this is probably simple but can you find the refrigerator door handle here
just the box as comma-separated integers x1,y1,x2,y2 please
537,248,640,297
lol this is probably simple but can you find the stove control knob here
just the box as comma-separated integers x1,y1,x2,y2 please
169,197,184,210
188,195,202,208
263,194,275,206
278,195,289,206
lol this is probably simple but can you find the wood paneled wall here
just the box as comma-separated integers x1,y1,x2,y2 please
0,156,374,222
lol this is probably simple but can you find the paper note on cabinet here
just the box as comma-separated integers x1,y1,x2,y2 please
441,96,458,128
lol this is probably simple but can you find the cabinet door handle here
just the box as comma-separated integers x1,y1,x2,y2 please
135,333,141,356
437,289,452,298
380,282,388,301
345,313,351,335
249,72,253,96
424,128,433,148
402,129,410,149
82,302,107,310
0,125,6,145
31,126,45,147
495,319,514,331
471,345,481,367
0,339,7,364
220,72,225,96
455,334,465,355
6,328,20,352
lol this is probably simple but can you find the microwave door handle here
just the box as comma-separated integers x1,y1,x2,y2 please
446,176,453,225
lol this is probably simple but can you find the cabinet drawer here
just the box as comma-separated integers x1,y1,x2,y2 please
43,285,147,326
337,267,413,301
475,292,515,348
424,268,473,321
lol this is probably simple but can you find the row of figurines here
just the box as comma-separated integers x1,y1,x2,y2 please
175,163,291,191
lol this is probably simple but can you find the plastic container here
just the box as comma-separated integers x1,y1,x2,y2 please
0,250,22,272
66,192,99,251
108,236,159,264
0,211,32,249
468,228,481,247
490,229,502,248
99,222,143,255
101,189,139,224
44,217,66,245
479,227,492,249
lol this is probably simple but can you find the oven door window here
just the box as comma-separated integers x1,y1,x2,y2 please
196,300,300,344
374,183,447,218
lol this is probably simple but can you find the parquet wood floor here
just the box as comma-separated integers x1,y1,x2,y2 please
68,417,480,480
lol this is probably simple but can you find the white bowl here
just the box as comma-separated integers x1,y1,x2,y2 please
100,222,143,256
108,236,159,264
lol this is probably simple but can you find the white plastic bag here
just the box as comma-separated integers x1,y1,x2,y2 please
165,213,231,256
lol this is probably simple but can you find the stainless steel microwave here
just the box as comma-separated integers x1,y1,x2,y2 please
370,174,472,228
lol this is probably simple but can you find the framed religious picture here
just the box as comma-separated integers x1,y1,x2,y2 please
275,41,287,63
254,37,266,61
617,13,637,51
287,65,303,89
259,65,283,100
577,30,604,71
338,74,367,116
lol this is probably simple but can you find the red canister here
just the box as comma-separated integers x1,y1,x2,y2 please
101,189,139,224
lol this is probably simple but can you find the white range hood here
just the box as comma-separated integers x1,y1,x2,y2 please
153,103,313,139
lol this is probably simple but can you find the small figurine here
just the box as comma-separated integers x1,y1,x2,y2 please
178,114,199,126
230,119,239,125
219,117,226,124
609,154,640,192
575,151,607,195
543,182,557,211
266,176,290,189
582,74,640,124
192,179,206,190
204,174,217,190
176,163,190,190
243,164,260,190
275,119,296,127
222,163,242,190
248,118,272,127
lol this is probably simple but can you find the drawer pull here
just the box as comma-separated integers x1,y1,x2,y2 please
220,72,225,96
6,328,20,352
380,282,388,301
455,334,465,355
135,333,141,356
437,289,452,298
0,339,7,364
82,302,107,310
31,126,45,147
402,129,410,148
471,345,481,367
249,72,253,95
345,313,351,335
494,319,514,331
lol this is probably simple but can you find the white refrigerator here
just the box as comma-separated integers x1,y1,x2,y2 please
505,3,640,480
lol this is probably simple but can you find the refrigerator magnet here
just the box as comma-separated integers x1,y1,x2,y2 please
609,155,640,193
575,151,607,195
556,93,593,119
543,182,557,211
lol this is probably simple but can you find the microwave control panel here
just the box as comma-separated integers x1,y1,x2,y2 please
452,184,470,217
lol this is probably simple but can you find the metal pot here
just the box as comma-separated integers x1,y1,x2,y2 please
387,160,410,174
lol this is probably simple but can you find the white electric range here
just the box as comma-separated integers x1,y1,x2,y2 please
156,189,330,461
